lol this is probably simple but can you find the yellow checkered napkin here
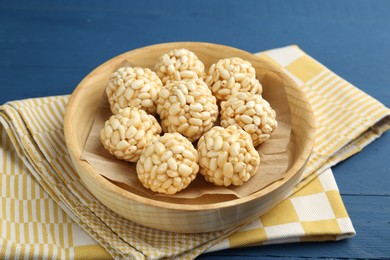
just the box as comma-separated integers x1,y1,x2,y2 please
1,46,389,259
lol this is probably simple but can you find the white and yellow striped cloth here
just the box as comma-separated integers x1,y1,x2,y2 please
1,46,389,259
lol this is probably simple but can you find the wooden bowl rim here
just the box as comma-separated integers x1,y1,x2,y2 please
64,41,315,211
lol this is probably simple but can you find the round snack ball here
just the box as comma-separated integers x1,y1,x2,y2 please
154,48,205,84
100,107,162,162
106,67,162,115
220,92,277,147
205,57,263,102
198,125,260,187
157,79,218,142
136,133,199,195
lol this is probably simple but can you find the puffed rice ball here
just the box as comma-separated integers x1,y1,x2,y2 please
205,57,262,102
198,125,260,187
220,92,277,147
106,67,163,114
100,107,162,162
157,79,218,142
136,133,199,194
154,49,205,84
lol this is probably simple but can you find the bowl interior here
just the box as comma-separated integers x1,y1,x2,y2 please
64,42,315,210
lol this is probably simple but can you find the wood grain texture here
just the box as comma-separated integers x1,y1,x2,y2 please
1,0,389,257
64,42,315,233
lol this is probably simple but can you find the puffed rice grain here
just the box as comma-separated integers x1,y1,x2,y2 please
157,79,218,142
220,92,277,146
154,49,205,84
100,107,162,162
136,133,199,194
197,125,260,186
106,67,162,114
205,57,262,102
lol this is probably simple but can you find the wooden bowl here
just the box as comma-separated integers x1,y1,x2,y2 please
64,42,315,233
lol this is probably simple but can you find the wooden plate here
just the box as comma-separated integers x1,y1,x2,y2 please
64,42,315,233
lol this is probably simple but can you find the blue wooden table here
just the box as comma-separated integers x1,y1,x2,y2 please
1,1,389,259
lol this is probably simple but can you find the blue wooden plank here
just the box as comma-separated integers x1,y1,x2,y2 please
0,66,87,103
0,1,389,259
0,1,389,106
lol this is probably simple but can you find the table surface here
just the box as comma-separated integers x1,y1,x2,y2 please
1,1,389,259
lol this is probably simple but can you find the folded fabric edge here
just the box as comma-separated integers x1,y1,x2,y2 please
174,225,246,259
293,114,390,195
206,232,356,253
326,115,390,168
0,105,139,260
205,167,356,254
258,45,390,197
